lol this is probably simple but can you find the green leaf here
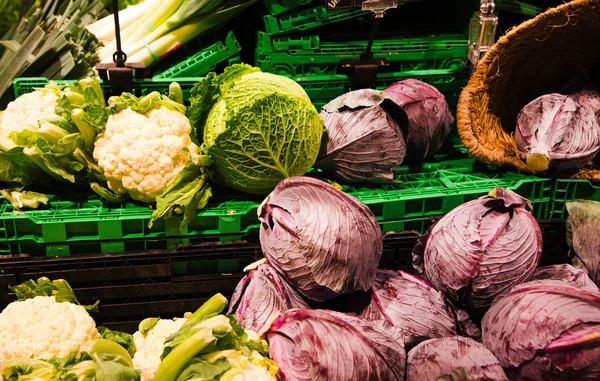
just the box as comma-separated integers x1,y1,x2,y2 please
8,277,100,312
0,148,54,187
97,326,137,357
175,357,231,381
1,188,49,210
139,318,160,336
150,162,213,230
187,64,259,143
207,92,323,194
0,358,56,380
91,352,141,381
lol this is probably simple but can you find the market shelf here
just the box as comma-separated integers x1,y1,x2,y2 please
153,32,242,79
256,32,468,77
548,178,600,219
263,5,368,35
263,0,315,15
13,77,203,103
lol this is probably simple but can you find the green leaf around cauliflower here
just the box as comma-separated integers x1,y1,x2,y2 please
9,277,100,312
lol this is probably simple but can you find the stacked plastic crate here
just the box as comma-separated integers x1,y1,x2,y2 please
256,0,471,109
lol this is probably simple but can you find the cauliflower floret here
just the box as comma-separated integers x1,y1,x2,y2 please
132,317,188,381
1,90,59,135
0,296,99,362
93,106,198,203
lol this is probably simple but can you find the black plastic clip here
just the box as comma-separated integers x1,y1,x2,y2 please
95,0,145,96
340,15,389,90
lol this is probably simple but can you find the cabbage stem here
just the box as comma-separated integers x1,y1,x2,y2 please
526,153,550,172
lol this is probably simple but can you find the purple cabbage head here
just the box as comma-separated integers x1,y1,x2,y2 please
258,176,382,302
567,200,600,286
532,264,599,293
407,336,508,381
267,309,406,381
228,262,310,334
315,89,408,183
483,279,600,380
515,93,600,172
412,188,543,311
356,269,457,347
384,79,455,162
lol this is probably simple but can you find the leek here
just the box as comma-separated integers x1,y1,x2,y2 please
87,0,156,43
126,1,256,66
98,0,184,61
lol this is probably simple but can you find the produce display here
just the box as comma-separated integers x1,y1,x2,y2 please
2,184,599,380
2,2,600,380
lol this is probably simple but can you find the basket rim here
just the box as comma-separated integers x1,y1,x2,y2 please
456,0,600,177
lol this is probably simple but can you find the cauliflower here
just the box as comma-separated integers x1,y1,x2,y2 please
0,90,59,138
94,104,198,203
132,317,188,381
0,295,99,362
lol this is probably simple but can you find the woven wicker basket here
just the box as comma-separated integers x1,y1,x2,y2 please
457,0,600,181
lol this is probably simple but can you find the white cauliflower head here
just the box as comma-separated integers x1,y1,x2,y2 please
94,106,198,203
132,317,188,381
0,296,99,362
1,90,59,136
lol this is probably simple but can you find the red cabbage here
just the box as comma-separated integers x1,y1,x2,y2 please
567,200,600,286
357,270,457,347
532,264,598,292
315,89,408,183
483,279,600,380
407,336,508,381
515,93,600,172
384,79,455,162
267,309,406,381
228,262,310,334
412,188,542,312
259,176,382,302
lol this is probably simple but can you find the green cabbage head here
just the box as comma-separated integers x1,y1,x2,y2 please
188,64,323,194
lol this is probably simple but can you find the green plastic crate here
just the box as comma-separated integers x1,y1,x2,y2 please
13,77,203,103
256,32,468,77
496,0,544,16
299,68,469,110
263,0,315,15
548,179,600,219
0,194,261,256
345,166,552,222
263,6,368,35
0,158,550,256
153,32,242,79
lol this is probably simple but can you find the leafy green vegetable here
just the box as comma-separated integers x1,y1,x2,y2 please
0,0,22,38
0,0,106,99
97,327,136,358
9,277,100,312
174,357,231,381
1,188,49,210
1,344,140,381
188,64,323,195
150,161,213,229
566,199,600,286
154,293,277,381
